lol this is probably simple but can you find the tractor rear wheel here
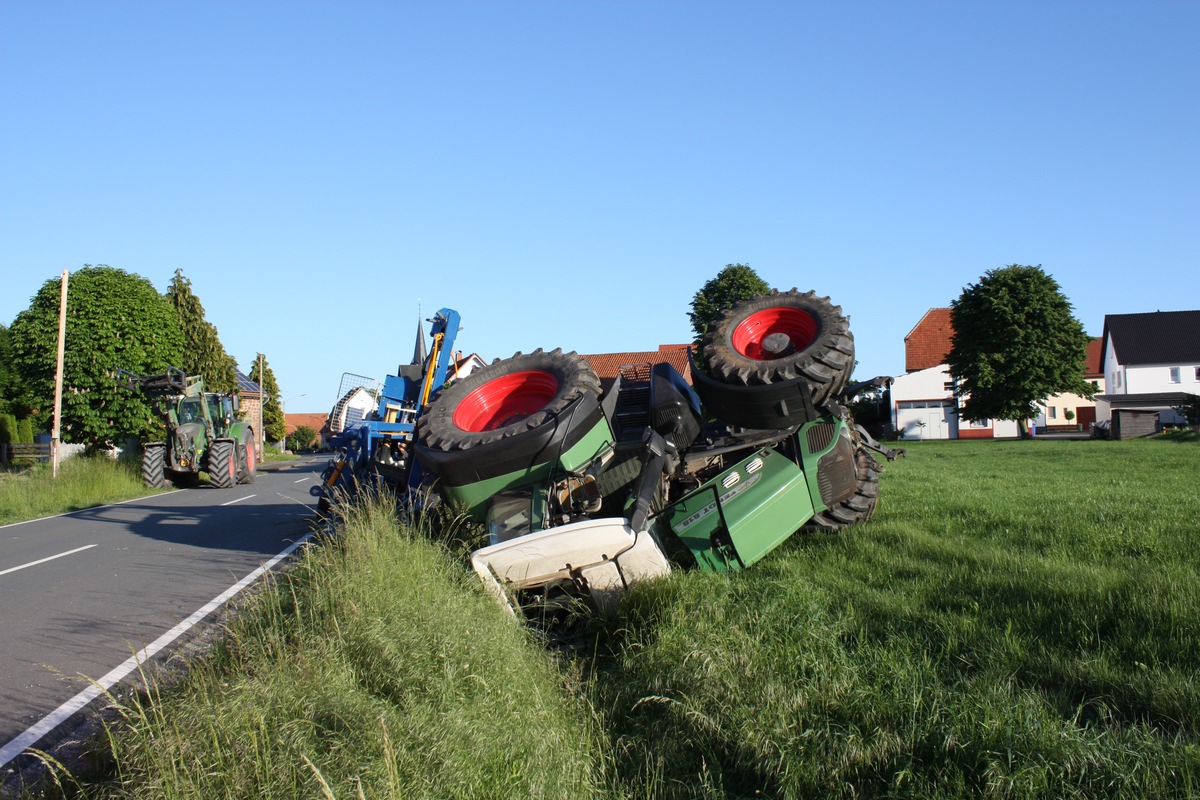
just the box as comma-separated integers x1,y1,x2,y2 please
237,429,257,485
142,444,168,489
804,434,880,532
208,440,237,489
418,348,602,452
702,289,854,407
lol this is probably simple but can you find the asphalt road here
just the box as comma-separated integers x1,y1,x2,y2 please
0,456,326,766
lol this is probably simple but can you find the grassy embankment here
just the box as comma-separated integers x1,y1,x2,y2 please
46,434,1200,798
0,445,300,527
0,456,160,527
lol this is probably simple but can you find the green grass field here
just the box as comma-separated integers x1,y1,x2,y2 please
47,435,1200,798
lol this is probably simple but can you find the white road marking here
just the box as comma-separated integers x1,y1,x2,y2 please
0,544,99,577
293,477,310,484
220,494,256,506
0,532,314,769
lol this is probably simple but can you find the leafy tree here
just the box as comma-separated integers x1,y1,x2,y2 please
8,266,184,446
688,263,770,341
248,354,287,442
287,424,318,452
0,324,19,416
946,265,1094,438
165,269,238,393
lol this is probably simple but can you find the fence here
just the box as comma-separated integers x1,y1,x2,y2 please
0,442,52,465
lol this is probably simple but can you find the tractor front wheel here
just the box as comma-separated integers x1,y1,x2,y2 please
142,444,168,489
237,429,257,485
208,440,238,489
702,289,854,407
804,433,880,532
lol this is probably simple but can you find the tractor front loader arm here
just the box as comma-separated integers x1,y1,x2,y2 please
116,366,190,397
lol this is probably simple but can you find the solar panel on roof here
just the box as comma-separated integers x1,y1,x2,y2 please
236,371,261,393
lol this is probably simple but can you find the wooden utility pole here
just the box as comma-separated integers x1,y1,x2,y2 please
51,270,68,478
257,353,264,464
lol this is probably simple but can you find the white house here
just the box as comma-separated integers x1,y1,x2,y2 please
328,385,378,435
1095,310,1200,432
1033,338,1105,431
891,309,1021,439
891,308,1100,440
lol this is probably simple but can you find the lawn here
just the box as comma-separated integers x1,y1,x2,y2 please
60,435,1200,799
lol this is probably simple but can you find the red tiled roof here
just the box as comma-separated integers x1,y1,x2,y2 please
286,413,330,435
582,344,693,390
904,309,1101,375
904,308,954,372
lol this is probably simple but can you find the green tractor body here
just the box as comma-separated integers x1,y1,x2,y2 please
120,367,257,489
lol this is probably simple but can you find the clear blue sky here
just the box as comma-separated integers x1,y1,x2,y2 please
3,2,1197,414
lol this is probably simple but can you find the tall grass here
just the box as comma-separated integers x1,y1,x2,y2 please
0,456,156,526
74,436,1200,799
91,492,607,799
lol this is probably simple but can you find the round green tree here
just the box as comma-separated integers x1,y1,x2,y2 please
8,265,184,446
286,424,318,451
946,264,1094,438
688,263,770,342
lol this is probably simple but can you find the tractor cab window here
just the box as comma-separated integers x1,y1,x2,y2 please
220,396,235,420
178,397,203,424
206,395,222,422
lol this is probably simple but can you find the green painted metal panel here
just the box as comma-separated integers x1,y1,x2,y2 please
437,417,614,519
658,447,815,572
796,416,851,514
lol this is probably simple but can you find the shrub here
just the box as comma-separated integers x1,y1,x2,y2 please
16,417,34,444
0,414,15,445
286,424,318,451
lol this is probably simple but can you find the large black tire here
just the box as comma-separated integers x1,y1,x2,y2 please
702,289,854,407
804,437,880,532
237,429,257,485
207,440,237,489
142,444,167,489
418,348,602,452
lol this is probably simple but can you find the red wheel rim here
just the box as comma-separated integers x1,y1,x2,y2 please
731,307,818,361
453,370,559,432
247,440,256,475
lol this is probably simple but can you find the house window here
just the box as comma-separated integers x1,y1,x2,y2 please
1169,367,1181,384
1113,372,1122,389
969,419,990,428
1194,366,1200,382
1048,407,1057,419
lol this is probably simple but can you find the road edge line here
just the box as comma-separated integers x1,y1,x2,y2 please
0,532,314,769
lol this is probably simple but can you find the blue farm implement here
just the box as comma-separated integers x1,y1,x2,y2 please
314,308,461,510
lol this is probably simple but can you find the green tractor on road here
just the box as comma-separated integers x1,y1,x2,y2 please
120,367,257,489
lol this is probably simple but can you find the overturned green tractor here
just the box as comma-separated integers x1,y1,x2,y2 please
119,367,257,489
414,288,903,626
